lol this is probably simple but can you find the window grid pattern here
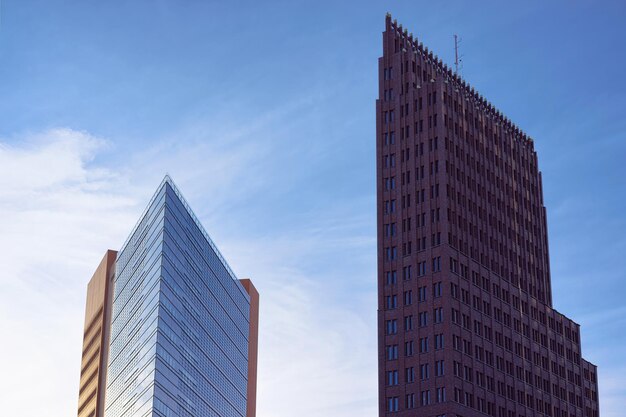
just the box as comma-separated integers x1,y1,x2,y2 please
377,14,599,417
106,180,250,417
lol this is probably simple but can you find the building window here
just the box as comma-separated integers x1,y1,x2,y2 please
386,345,398,360
435,333,445,350
418,286,427,302
405,340,414,356
434,307,444,323
387,397,399,412
450,257,459,273
435,360,445,376
387,370,399,386
419,337,429,353
436,387,446,403
383,67,390,80
433,282,442,297
385,177,396,191
404,290,413,305
405,393,415,409
402,265,412,280
420,363,429,380
432,256,441,272
406,367,415,383
384,223,397,237
418,261,427,276
404,315,413,331
418,311,428,327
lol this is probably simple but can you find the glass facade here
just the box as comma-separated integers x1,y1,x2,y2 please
105,177,250,417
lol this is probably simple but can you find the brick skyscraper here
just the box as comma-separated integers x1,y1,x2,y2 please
377,15,599,417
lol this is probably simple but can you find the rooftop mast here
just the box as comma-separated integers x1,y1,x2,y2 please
454,34,462,75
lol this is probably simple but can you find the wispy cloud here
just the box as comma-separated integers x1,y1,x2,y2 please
0,125,379,417
0,128,139,416
222,227,377,417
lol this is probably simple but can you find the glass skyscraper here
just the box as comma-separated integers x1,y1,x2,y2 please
101,176,258,417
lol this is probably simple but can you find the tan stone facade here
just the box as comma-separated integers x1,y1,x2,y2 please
240,278,260,417
77,250,116,417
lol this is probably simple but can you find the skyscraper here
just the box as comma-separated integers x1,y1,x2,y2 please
377,14,599,417
77,176,258,417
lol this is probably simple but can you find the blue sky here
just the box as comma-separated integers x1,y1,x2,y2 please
0,1,624,416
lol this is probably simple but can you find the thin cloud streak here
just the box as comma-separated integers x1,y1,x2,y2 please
223,232,377,417
0,125,379,417
0,128,139,417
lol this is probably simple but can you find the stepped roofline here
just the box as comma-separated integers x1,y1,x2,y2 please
385,13,534,148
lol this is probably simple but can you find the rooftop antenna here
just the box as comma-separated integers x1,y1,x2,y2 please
454,34,463,75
